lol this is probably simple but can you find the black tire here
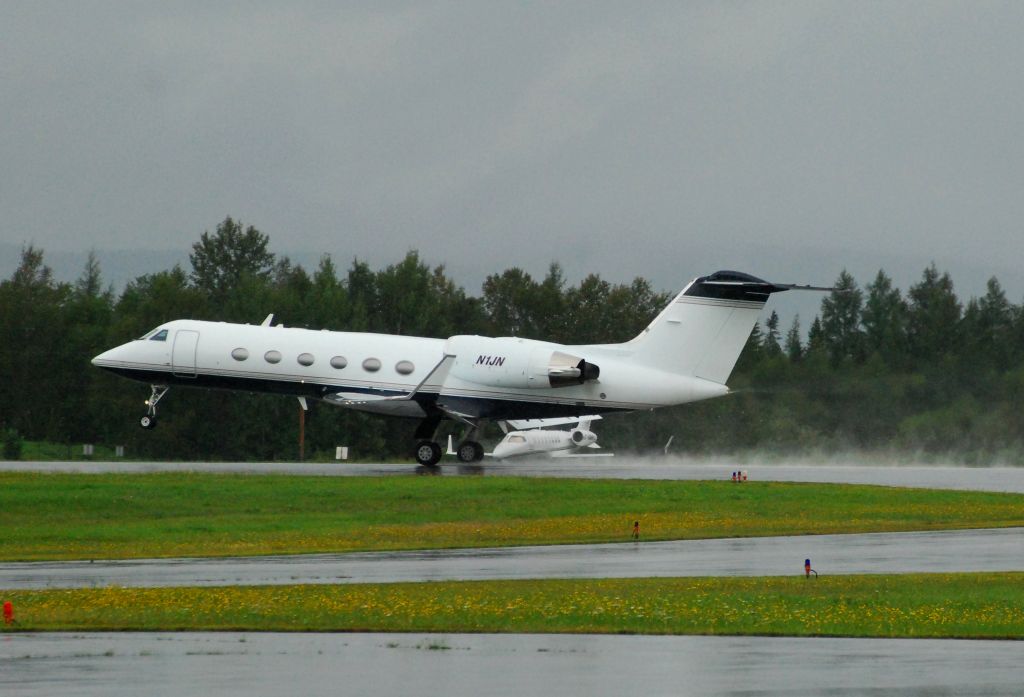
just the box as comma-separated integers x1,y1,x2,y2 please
414,440,442,466
140,415,156,430
457,441,485,463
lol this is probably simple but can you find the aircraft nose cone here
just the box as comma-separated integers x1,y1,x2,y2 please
91,343,132,368
91,349,111,366
491,443,513,459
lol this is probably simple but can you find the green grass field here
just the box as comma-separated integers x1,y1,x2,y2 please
1,472,1022,561
3,573,1022,638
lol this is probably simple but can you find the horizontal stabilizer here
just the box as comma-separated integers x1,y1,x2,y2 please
761,282,837,293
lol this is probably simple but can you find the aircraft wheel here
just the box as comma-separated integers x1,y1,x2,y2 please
140,415,157,430
414,440,442,466
457,441,485,463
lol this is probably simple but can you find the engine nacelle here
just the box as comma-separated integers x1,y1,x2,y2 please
445,335,600,389
570,429,597,447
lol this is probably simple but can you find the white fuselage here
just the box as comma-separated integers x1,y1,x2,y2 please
92,318,729,421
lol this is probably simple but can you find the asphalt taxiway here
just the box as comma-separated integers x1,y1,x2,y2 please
1,527,1021,590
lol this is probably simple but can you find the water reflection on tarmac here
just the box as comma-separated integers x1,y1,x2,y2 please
2,632,1022,697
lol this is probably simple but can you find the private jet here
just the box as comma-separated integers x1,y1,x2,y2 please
93,270,827,466
490,416,610,460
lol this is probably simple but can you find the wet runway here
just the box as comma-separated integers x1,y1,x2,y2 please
3,460,1022,695
2,527,1022,590
5,458,1024,493
2,631,1022,697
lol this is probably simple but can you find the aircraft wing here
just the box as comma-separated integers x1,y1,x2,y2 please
503,414,603,431
323,354,456,407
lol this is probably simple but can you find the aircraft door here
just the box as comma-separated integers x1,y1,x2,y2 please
172,330,199,378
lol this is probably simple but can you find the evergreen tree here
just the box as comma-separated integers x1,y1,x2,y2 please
906,263,961,362
763,310,782,357
309,255,349,330
964,277,1014,370
63,253,115,444
862,270,907,363
784,315,803,362
532,263,568,342
345,259,378,332
269,258,314,326
819,270,864,366
735,321,765,373
806,316,825,355
0,247,69,438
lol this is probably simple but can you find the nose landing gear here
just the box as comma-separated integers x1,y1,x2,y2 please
140,385,169,429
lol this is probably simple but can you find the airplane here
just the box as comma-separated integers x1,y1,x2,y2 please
445,415,610,460
490,415,611,460
92,270,829,466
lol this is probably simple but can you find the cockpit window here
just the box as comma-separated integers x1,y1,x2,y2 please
508,435,527,444
148,329,169,342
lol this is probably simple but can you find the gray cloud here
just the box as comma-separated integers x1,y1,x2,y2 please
2,1,1022,323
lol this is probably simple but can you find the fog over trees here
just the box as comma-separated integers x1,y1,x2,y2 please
3,217,1023,463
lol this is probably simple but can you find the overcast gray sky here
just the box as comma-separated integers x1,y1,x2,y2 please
2,1,1022,324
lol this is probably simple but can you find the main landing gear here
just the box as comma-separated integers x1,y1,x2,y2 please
413,416,485,466
140,385,169,429
414,440,443,467
413,438,484,466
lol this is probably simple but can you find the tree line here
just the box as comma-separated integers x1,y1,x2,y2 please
2,216,1022,463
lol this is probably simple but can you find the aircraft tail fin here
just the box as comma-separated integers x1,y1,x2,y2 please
622,271,820,384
